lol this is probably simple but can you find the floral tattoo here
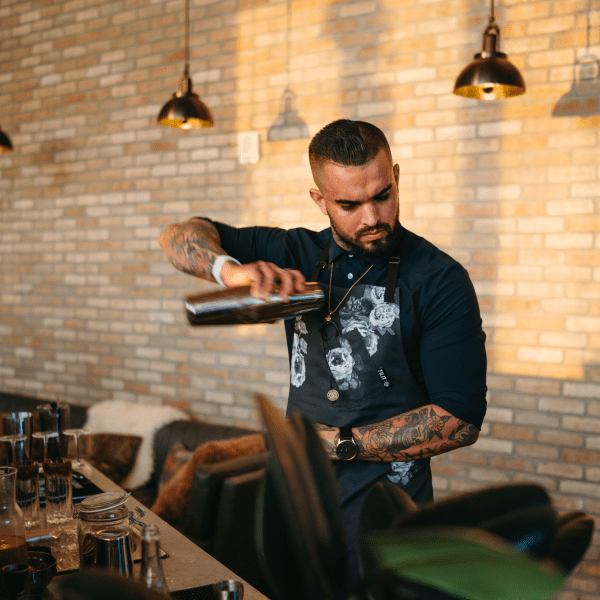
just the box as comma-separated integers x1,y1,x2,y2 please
315,405,479,461
159,218,222,281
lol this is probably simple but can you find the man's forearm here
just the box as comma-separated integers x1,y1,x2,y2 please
159,218,224,281
315,404,479,461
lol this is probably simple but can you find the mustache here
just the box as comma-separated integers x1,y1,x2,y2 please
356,223,392,238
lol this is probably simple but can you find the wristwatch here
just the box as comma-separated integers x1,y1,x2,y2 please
335,427,358,461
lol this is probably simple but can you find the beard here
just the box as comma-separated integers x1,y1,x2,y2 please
330,218,400,258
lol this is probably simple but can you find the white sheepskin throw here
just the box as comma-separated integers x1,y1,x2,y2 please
84,400,189,490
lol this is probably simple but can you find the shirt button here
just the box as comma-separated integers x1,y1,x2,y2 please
347,273,354,280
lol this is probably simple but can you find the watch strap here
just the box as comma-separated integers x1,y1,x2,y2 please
338,426,354,442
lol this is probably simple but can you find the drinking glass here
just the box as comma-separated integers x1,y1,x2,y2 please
0,435,28,464
31,431,59,462
12,460,40,528
63,429,92,478
43,457,73,524
213,579,244,600
37,404,70,459
2,412,33,461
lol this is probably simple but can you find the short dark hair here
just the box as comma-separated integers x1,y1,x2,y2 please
308,119,392,168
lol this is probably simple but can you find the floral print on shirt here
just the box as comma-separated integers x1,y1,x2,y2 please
290,285,400,391
326,337,364,390
388,461,417,485
290,316,308,388
325,285,399,389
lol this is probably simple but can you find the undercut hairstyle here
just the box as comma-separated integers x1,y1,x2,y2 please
308,119,392,169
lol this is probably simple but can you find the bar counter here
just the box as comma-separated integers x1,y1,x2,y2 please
43,465,270,600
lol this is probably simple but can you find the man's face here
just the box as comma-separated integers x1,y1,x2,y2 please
310,148,400,258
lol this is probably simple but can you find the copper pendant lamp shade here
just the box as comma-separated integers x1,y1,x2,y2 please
454,1,525,100
0,127,13,151
157,0,213,129
158,72,213,129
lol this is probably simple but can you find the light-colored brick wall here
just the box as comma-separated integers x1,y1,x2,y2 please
1,0,599,595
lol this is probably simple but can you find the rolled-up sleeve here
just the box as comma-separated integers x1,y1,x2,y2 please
212,221,288,266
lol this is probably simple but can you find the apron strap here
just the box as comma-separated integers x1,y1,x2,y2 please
385,256,400,303
311,241,330,282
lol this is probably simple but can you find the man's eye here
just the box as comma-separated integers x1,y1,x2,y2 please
375,194,390,202
339,204,355,211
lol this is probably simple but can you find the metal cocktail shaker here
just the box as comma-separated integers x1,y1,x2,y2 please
184,283,324,326
92,529,133,576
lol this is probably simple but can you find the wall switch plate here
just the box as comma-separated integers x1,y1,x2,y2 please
238,131,260,164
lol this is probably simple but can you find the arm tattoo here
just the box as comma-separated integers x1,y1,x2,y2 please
313,422,337,458
354,406,479,462
159,218,224,281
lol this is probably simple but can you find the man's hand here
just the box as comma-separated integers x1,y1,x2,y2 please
221,260,306,302
158,218,306,300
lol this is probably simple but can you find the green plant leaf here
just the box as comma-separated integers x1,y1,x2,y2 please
362,526,566,600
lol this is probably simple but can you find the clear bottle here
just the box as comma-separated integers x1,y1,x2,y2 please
139,524,169,596
0,466,27,568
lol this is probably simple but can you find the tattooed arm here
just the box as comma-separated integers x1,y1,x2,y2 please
159,217,225,281
313,404,479,461
158,217,306,299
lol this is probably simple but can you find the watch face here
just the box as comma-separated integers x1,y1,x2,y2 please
336,440,358,461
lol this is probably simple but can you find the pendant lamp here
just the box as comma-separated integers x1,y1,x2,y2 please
267,88,309,141
453,0,525,100
266,0,309,141
157,0,213,129
0,127,13,152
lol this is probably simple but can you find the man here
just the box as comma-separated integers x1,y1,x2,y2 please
159,119,487,587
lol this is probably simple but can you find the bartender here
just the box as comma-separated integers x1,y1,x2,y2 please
159,119,487,589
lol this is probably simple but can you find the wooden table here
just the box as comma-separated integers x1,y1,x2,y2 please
42,465,270,600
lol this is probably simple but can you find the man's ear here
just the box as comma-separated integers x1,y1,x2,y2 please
310,188,328,215
394,163,400,186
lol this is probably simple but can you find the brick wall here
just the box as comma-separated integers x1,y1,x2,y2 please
1,0,599,596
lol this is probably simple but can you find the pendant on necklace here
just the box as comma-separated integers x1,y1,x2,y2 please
325,314,332,322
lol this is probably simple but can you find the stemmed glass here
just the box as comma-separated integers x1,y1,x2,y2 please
31,431,59,462
63,428,92,478
34,406,61,462
0,434,28,464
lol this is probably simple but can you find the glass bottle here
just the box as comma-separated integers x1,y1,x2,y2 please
0,467,27,568
139,524,169,596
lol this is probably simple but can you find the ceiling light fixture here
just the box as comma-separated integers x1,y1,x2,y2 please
267,0,309,141
157,0,213,129
0,126,13,152
453,0,525,100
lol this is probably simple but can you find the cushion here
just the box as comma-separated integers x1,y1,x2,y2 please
151,433,267,524
157,442,193,493
84,400,189,489
80,433,142,486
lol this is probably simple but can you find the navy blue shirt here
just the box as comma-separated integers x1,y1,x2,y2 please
212,221,487,429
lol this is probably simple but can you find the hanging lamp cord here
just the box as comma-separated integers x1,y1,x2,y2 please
489,0,495,24
184,0,190,79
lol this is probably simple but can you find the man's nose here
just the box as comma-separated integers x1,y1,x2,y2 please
361,202,380,226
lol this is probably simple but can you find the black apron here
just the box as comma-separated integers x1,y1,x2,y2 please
285,246,434,587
